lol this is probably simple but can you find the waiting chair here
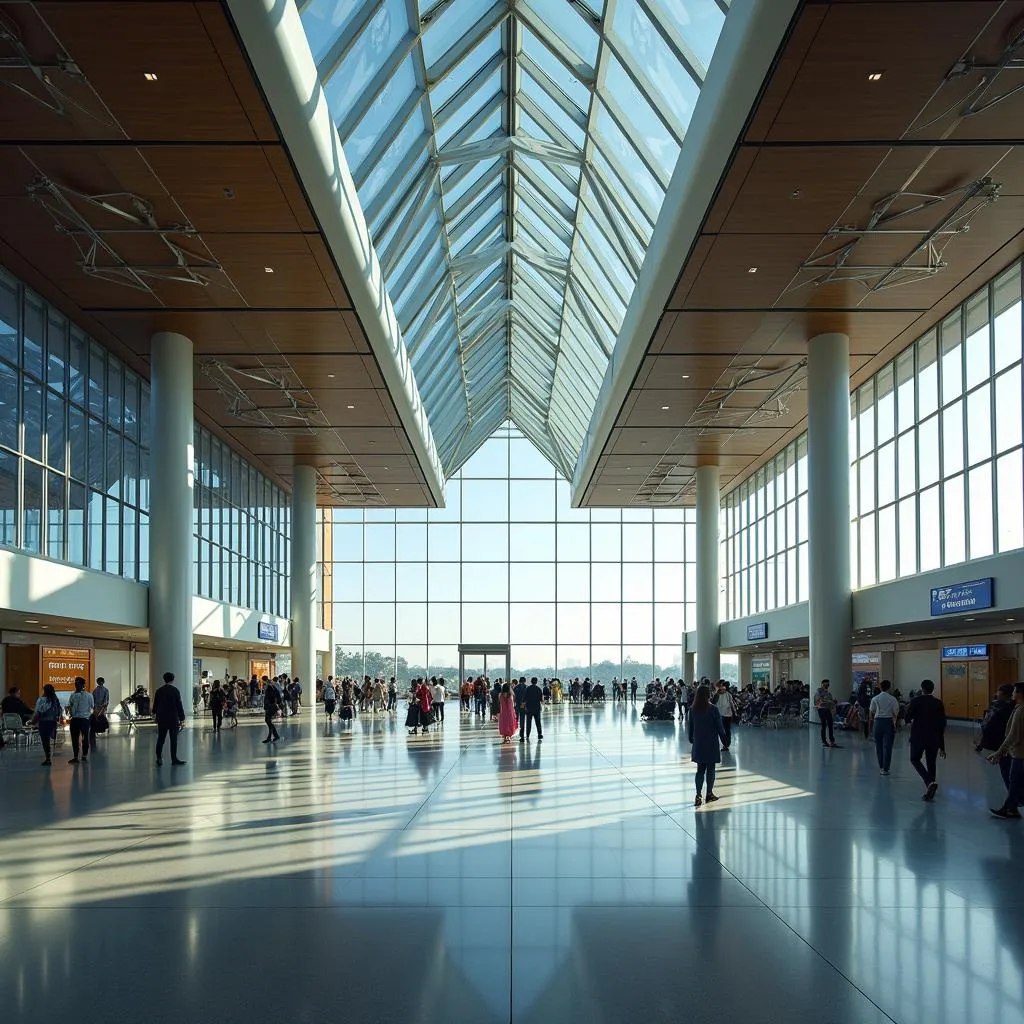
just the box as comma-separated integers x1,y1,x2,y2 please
2,714,36,747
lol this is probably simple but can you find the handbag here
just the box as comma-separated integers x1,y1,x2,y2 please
94,712,109,734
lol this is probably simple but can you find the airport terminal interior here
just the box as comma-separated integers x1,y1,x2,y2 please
1,1,1024,1021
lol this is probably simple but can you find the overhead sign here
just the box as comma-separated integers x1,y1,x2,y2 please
257,621,279,642
851,652,881,665
930,578,994,616
942,644,988,659
41,646,93,692
746,621,768,641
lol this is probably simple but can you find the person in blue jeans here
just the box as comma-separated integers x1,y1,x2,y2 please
869,679,900,775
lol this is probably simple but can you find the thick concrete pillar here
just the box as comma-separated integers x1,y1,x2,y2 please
290,464,317,695
739,651,753,689
148,332,194,711
695,465,720,683
807,332,852,737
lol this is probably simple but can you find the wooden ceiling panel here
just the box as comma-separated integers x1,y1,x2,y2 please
765,3,1003,142
636,354,737,390
36,2,272,142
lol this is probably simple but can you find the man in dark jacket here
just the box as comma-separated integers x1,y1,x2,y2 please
904,679,946,801
522,677,544,742
514,677,529,742
978,684,1016,791
153,671,187,766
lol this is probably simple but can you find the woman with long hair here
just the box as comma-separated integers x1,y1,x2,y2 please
498,682,518,743
687,684,728,807
31,683,63,767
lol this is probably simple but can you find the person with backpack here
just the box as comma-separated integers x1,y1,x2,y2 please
978,684,1016,791
31,684,63,767
688,684,728,807
209,680,226,732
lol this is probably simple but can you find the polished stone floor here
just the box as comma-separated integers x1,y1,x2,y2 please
0,701,1020,1023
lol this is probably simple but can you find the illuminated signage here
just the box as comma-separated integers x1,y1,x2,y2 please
930,578,994,616
747,622,768,641
257,621,279,642
941,644,988,659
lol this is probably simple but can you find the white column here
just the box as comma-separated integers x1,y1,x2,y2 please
290,464,317,695
807,332,852,737
695,465,720,683
739,651,753,688
148,332,195,711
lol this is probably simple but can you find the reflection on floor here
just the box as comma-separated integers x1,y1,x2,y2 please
0,702,1021,1023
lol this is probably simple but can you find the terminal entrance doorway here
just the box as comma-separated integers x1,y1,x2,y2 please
458,644,511,684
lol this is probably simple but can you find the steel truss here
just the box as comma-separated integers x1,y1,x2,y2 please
27,176,221,293
795,177,1001,294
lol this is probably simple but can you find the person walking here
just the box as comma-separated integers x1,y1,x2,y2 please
514,676,529,742
432,678,446,724
497,682,518,743
904,679,946,801
31,684,63,767
522,676,544,742
688,684,728,807
323,678,337,719
814,680,839,748
978,684,1016,792
856,681,873,740
153,672,187,766
209,680,226,732
387,678,397,714
713,681,735,750
869,679,900,775
988,682,1024,820
90,676,110,744
630,677,638,703
67,677,94,764
415,678,433,733
262,679,281,744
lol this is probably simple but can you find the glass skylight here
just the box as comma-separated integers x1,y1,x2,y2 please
298,0,730,476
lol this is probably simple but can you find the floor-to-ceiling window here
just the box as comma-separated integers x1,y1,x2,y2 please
723,257,1024,619
324,422,695,683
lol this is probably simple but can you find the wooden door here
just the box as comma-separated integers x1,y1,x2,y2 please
941,662,969,719
968,661,990,721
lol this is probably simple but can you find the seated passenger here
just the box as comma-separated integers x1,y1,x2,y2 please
2,686,34,723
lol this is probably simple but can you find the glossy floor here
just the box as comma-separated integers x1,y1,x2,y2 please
0,703,1020,1023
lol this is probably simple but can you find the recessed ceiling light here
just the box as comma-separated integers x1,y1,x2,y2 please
346,404,354,409
867,71,883,81
264,266,274,273
25,619,38,624
1007,618,1015,622
966,617,975,622
39,624,48,629
66,628,74,633
747,266,758,274
681,374,690,379
661,405,670,411
144,72,158,82
894,631,901,636
327,373,335,378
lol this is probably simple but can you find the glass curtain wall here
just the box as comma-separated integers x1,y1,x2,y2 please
192,424,291,618
724,258,1024,618
0,265,151,581
0,262,291,615
326,422,695,683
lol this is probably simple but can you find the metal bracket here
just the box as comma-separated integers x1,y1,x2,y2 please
947,25,1024,118
199,359,326,433
27,176,221,293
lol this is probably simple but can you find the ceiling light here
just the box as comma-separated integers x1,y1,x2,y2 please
1007,618,1015,622
661,405,670,411
681,374,690,379
25,619,38,624
327,373,335,379
144,72,158,82
264,266,274,273
346,404,354,409
894,632,901,636
66,628,74,633
867,71,883,81
966,617,975,622
747,266,758,274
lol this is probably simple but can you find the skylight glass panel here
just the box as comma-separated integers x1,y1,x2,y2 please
299,0,730,478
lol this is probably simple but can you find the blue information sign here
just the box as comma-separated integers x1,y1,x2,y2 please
257,621,279,642
747,622,768,641
930,578,994,616
941,644,988,659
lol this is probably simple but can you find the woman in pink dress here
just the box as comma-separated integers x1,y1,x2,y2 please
498,682,518,743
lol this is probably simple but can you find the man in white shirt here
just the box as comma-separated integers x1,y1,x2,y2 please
67,676,95,764
432,679,446,724
714,681,736,750
868,679,901,775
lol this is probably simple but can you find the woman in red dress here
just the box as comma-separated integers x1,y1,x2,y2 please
498,682,518,743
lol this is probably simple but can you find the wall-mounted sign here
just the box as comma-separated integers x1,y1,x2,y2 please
257,621,279,642
747,621,768,641
751,656,772,686
41,646,93,692
930,578,994,616
852,652,882,665
941,644,989,659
